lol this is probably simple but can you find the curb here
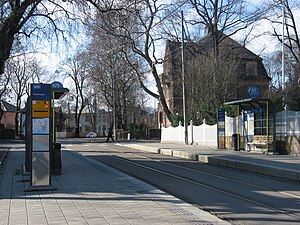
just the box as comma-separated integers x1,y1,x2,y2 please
116,143,300,182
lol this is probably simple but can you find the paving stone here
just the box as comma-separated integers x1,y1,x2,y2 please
0,148,230,225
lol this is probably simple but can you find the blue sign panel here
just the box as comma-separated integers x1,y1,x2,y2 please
51,81,63,89
246,108,263,114
248,86,260,98
218,108,226,122
31,84,51,100
218,109,226,133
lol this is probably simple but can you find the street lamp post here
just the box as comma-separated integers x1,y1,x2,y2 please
112,74,116,140
181,11,188,145
282,1,288,142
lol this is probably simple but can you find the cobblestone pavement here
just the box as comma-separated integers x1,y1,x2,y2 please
0,148,230,225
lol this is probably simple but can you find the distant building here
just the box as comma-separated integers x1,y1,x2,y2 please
0,101,17,139
0,100,16,130
127,107,158,128
80,109,111,136
64,109,111,137
159,32,271,126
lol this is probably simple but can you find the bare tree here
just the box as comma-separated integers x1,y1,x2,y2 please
266,0,299,63
264,51,295,89
86,30,144,130
85,0,268,125
184,0,267,57
0,0,120,75
185,49,240,124
85,0,175,124
61,51,89,137
262,0,300,110
0,72,10,121
5,54,42,136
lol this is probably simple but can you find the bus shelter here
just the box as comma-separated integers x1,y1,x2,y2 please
224,98,276,153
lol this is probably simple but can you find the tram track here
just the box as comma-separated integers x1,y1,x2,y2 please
67,143,300,224
118,154,300,217
0,147,10,185
114,146,300,200
97,144,300,197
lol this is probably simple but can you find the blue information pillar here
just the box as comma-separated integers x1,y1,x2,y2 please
25,82,69,191
30,83,52,188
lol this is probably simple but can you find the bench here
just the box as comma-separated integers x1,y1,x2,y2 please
247,135,273,151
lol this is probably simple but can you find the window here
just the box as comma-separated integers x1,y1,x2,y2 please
246,61,257,76
254,112,274,135
84,115,92,123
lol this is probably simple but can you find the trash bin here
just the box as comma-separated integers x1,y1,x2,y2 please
232,134,240,151
52,142,62,175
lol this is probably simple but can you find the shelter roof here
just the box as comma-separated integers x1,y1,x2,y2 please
51,87,69,99
224,98,274,112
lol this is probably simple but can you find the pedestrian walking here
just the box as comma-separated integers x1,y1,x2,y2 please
106,128,114,142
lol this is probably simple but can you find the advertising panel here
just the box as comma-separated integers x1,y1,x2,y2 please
32,100,50,118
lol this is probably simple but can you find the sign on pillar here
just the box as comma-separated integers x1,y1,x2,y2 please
29,84,53,189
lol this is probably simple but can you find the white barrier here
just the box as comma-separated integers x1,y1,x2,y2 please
193,123,217,147
161,122,217,147
161,125,185,143
276,110,300,136
161,110,300,153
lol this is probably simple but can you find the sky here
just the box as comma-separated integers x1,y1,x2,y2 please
31,0,299,108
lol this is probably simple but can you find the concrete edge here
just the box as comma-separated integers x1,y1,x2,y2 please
117,143,300,182
201,156,300,182
116,143,161,154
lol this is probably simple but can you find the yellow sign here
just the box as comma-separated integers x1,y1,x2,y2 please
32,100,50,118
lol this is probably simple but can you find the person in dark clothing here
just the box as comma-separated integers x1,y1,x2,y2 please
106,128,114,142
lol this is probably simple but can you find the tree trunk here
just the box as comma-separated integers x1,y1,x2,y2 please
0,1,35,74
0,102,3,122
75,126,80,138
151,62,174,124
15,112,19,137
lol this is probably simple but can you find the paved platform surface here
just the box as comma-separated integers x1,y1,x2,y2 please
0,147,230,225
117,142,300,182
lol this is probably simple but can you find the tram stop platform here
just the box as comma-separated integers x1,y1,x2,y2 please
0,145,229,225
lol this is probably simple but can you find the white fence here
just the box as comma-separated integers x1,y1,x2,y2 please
161,110,300,152
161,116,240,147
161,121,218,147
276,110,300,137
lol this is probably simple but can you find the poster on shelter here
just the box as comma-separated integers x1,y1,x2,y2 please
32,118,49,134
32,135,49,151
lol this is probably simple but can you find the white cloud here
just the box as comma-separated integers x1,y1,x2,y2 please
35,52,61,73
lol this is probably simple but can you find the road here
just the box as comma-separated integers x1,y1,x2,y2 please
64,140,300,224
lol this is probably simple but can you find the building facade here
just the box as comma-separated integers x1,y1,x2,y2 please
63,109,111,137
159,32,271,126
0,101,16,130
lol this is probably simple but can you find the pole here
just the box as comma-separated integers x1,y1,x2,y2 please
282,1,285,91
112,74,116,140
237,105,240,151
181,11,188,144
282,1,287,145
266,101,269,153
52,92,55,144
